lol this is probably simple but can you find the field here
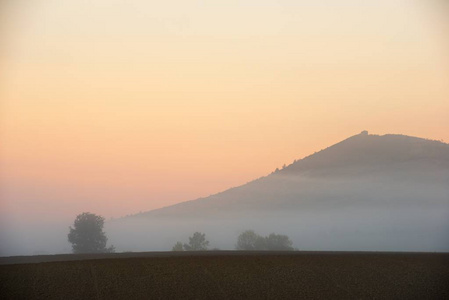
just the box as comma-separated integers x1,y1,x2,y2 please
1,251,448,299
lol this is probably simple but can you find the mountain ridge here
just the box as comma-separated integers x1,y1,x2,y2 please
119,132,449,219
108,132,449,252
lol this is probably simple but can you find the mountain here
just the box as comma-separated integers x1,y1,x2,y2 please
129,132,449,216
108,132,449,252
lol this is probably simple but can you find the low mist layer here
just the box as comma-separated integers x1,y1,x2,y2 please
3,133,447,256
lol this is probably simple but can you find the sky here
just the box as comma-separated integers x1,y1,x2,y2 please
1,0,448,225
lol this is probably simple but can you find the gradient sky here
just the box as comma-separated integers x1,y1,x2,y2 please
1,0,448,224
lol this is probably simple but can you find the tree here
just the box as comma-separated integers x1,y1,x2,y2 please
172,241,184,251
264,233,293,251
236,230,265,250
68,212,115,254
235,230,294,251
183,232,209,251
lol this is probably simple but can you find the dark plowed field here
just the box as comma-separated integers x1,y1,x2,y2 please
1,252,448,299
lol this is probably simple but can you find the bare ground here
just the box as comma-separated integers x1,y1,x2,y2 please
1,251,448,299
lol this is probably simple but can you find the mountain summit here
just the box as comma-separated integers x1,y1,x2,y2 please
283,131,448,175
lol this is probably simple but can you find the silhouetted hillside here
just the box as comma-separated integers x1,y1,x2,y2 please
129,132,449,217
109,132,449,252
284,132,449,175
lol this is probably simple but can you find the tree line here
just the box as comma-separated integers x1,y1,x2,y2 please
171,230,294,251
67,212,295,254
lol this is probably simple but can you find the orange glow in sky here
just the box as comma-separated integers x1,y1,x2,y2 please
1,0,448,222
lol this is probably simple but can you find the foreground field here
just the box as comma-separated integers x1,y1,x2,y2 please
1,252,448,299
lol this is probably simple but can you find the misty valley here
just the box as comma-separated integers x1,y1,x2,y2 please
2,132,448,256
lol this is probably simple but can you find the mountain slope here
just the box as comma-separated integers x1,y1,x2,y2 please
109,132,449,252
132,132,449,217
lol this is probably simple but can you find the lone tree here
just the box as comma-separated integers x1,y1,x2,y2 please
235,230,294,251
172,241,184,251
183,232,209,251
236,230,265,250
264,233,294,251
68,212,115,254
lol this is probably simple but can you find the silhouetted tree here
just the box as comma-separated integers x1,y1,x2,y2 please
236,230,265,250
183,232,209,251
172,241,184,251
68,212,115,254
236,230,294,251
264,233,293,251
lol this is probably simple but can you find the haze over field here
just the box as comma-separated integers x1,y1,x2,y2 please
1,132,449,255
1,1,449,256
